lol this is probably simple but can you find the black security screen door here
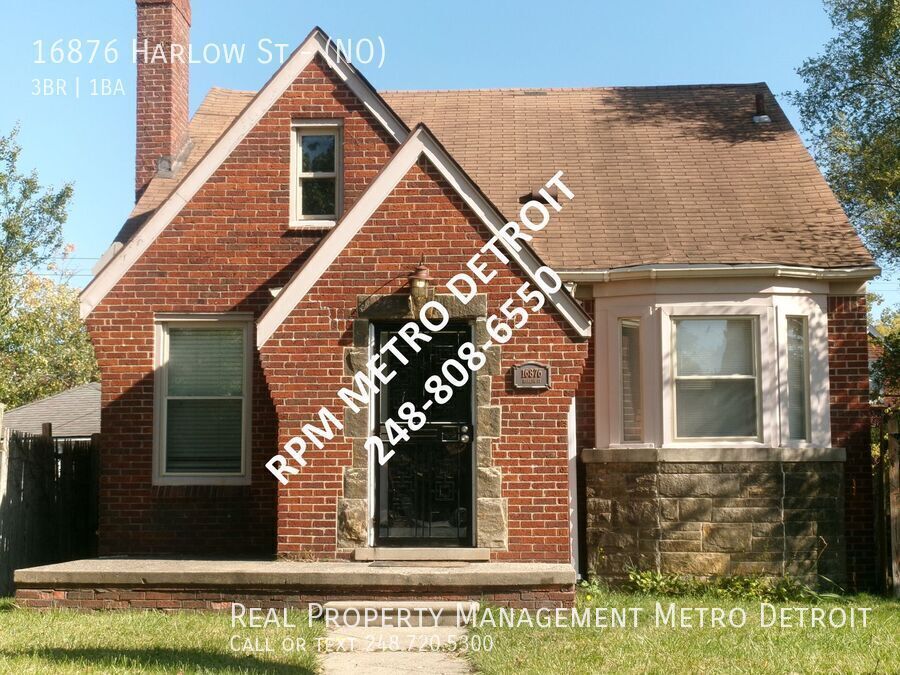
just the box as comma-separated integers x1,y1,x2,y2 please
374,323,473,546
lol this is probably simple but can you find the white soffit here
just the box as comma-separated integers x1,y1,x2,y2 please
256,125,593,347
78,28,409,318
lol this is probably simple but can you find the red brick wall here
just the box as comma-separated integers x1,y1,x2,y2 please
88,55,398,556
135,0,192,198
261,159,590,562
828,294,875,590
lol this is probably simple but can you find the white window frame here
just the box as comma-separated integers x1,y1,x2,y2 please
784,315,810,442
660,304,777,448
152,314,253,486
618,317,645,444
774,295,830,448
290,120,343,229
598,305,657,449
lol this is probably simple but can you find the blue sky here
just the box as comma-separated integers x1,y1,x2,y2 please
1,0,896,310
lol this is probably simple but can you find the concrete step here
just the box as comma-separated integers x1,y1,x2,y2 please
319,600,480,627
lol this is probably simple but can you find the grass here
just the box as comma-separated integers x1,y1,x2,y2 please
1,592,897,673
0,603,324,674
468,590,900,674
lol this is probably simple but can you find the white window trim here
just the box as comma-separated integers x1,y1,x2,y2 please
660,304,777,448
774,295,830,448
153,313,254,486
290,120,343,229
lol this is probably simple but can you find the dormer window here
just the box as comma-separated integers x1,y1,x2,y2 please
291,121,342,227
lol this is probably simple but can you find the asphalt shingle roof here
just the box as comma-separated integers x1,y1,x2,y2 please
2,383,100,438
121,83,873,271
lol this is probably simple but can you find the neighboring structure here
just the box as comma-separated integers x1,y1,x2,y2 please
2,383,101,440
15,0,879,608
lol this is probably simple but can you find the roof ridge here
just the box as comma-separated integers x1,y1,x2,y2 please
204,82,771,97
207,86,257,95
379,82,770,94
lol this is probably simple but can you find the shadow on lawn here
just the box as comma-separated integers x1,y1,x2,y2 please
1,647,313,674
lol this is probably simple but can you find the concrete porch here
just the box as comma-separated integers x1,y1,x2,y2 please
14,558,577,610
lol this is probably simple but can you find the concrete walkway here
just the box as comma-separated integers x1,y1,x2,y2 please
319,625,472,674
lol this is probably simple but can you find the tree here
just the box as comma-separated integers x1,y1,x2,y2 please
0,126,96,409
0,271,99,408
0,125,73,317
790,0,900,266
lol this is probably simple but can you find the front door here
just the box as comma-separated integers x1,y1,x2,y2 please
374,323,473,546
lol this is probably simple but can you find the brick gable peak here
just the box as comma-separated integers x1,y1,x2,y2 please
257,124,593,345
81,26,410,319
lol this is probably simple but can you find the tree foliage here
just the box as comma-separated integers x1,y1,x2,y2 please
790,0,900,266
0,272,99,408
0,126,97,409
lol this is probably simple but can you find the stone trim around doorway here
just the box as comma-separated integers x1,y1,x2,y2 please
336,293,508,554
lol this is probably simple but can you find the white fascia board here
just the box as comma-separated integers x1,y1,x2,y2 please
557,263,882,283
78,28,409,319
257,126,593,347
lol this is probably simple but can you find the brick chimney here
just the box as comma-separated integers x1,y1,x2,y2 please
134,0,191,201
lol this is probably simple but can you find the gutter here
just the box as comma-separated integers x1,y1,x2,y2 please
557,263,881,283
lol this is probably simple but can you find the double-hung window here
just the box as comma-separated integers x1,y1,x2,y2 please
619,318,643,442
672,317,760,440
155,318,252,484
785,316,809,441
293,122,342,225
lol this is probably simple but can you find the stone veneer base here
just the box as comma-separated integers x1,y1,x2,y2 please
583,454,846,587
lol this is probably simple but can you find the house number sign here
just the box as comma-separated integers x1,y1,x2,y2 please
512,362,551,389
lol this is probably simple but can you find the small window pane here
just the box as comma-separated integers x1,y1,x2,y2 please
675,319,754,376
620,320,642,442
168,328,244,396
787,317,808,440
301,134,335,172
166,399,243,473
301,177,336,216
676,379,757,437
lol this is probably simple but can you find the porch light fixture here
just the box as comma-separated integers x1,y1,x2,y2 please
408,260,431,302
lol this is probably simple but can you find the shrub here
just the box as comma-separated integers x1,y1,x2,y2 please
622,568,834,602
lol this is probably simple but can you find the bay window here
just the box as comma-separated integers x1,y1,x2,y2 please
672,317,760,440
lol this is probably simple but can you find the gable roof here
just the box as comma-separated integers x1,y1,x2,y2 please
79,27,409,318
257,124,593,345
123,84,875,278
2,383,101,438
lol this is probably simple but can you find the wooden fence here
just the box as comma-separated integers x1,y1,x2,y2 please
874,409,900,597
0,411,98,596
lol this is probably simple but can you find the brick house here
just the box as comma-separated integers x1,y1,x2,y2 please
15,0,879,608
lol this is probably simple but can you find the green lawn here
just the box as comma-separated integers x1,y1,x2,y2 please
468,591,900,674
0,604,324,674
1,593,898,674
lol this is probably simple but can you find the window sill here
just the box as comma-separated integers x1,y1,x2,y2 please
153,474,252,486
289,220,336,230
582,447,846,463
